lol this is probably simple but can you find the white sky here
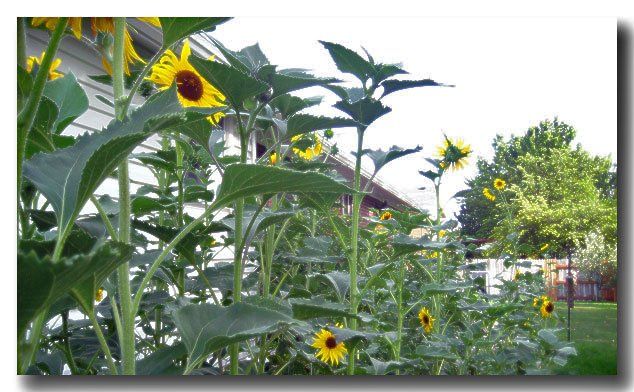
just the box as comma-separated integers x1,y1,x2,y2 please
211,17,616,216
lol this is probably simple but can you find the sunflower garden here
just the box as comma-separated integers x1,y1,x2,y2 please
17,17,577,375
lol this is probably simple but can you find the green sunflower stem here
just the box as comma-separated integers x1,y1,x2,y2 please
113,17,135,376
394,258,406,370
347,127,365,375
17,17,26,71
230,112,249,375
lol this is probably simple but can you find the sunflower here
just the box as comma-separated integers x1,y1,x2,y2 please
436,136,471,171
311,329,347,366
418,307,435,333
540,300,555,318
438,229,447,238
31,17,83,40
380,211,392,221
493,178,506,191
483,187,496,202
533,297,540,307
269,152,278,165
26,52,63,80
147,39,225,123
291,133,323,160
95,288,104,303
31,17,159,76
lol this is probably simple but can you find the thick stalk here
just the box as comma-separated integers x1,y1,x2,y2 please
17,18,67,210
394,259,406,369
229,115,249,375
17,18,26,69
112,18,135,375
87,308,118,375
347,127,365,375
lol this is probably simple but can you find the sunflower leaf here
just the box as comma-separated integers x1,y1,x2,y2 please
286,114,357,139
210,164,353,210
319,41,374,84
159,18,231,49
379,78,453,99
189,56,269,109
17,240,133,338
364,145,423,174
23,86,207,244
334,97,391,127
42,72,88,133
391,234,464,257
172,303,299,373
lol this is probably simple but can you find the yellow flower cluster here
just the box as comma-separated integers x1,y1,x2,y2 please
418,307,435,333
533,295,554,318
147,40,225,123
26,52,63,80
311,329,347,366
436,136,471,171
483,187,495,202
291,134,323,160
32,17,160,76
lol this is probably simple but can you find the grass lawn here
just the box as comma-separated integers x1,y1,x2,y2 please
554,301,617,375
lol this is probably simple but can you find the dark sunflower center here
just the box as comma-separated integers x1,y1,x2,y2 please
545,302,554,313
422,315,430,324
175,70,204,101
325,336,338,349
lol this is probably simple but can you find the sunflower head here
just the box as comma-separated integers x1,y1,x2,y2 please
493,178,506,191
418,307,435,333
291,133,323,160
269,153,278,165
311,329,347,366
379,211,392,221
95,288,104,303
436,136,471,171
438,229,447,238
540,300,555,318
32,17,83,40
483,187,496,202
27,52,63,81
147,39,226,120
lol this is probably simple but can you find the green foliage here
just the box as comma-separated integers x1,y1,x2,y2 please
17,19,576,376
457,118,617,257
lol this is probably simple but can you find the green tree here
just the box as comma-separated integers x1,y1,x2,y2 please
458,118,617,257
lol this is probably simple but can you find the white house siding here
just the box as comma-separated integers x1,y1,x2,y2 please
24,24,236,264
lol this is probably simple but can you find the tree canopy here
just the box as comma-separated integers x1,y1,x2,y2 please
457,118,617,258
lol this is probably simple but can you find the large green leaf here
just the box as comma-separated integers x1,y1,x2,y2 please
270,94,322,119
391,234,463,257
289,298,370,322
172,303,299,372
136,343,187,375
262,68,339,98
159,18,231,49
286,113,357,139
25,97,59,158
23,86,209,243
221,206,297,244
17,241,133,338
319,41,374,83
334,97,391,127
209,38,269,74
362,145,423,174
379,79,453,99
211,164,353,210
42,72,88,133
189,56,269,109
